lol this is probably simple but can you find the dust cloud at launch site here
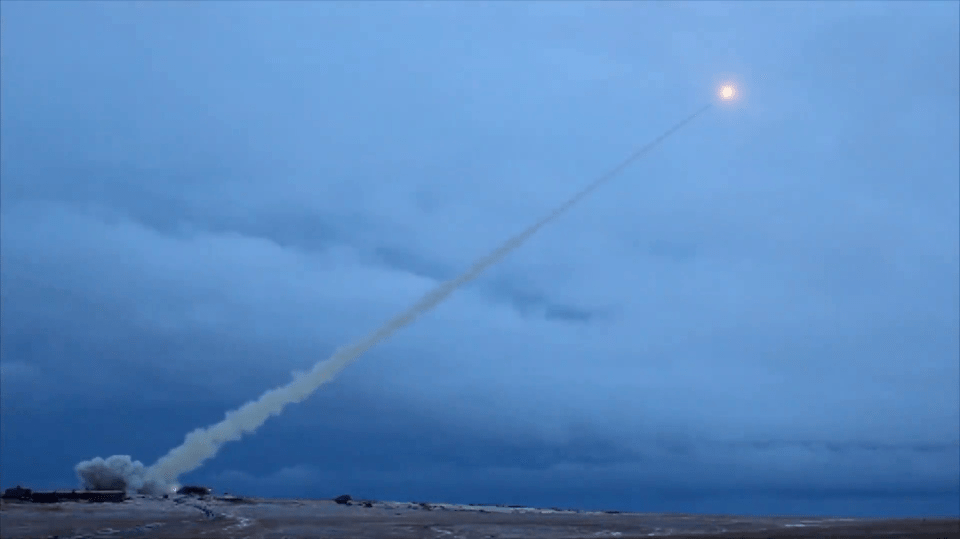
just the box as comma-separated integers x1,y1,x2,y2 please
75,100,720,496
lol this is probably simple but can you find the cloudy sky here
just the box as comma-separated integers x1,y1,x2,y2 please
2,1,958,518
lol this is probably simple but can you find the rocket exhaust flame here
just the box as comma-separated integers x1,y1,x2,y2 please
77,103,713,494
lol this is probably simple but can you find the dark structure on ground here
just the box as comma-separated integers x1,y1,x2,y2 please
2,487,125,503
333,494,352,505
1,486,31,501
29,491,60,503
177,485,212,496
71,490,126,503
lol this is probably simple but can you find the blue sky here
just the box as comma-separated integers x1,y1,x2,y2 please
1,1,958,518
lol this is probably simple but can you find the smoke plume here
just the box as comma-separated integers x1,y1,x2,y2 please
79,104,711,494
75,455,173,495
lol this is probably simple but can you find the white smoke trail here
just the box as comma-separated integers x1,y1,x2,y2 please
80,104,711,493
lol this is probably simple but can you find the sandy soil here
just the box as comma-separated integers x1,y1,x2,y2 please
2,496,957,539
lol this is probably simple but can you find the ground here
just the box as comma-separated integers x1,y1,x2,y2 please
1,496,957,539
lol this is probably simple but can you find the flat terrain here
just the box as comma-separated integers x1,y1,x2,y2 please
2,496,957,539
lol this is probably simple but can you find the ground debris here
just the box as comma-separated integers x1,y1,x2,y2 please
176,485,211,497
